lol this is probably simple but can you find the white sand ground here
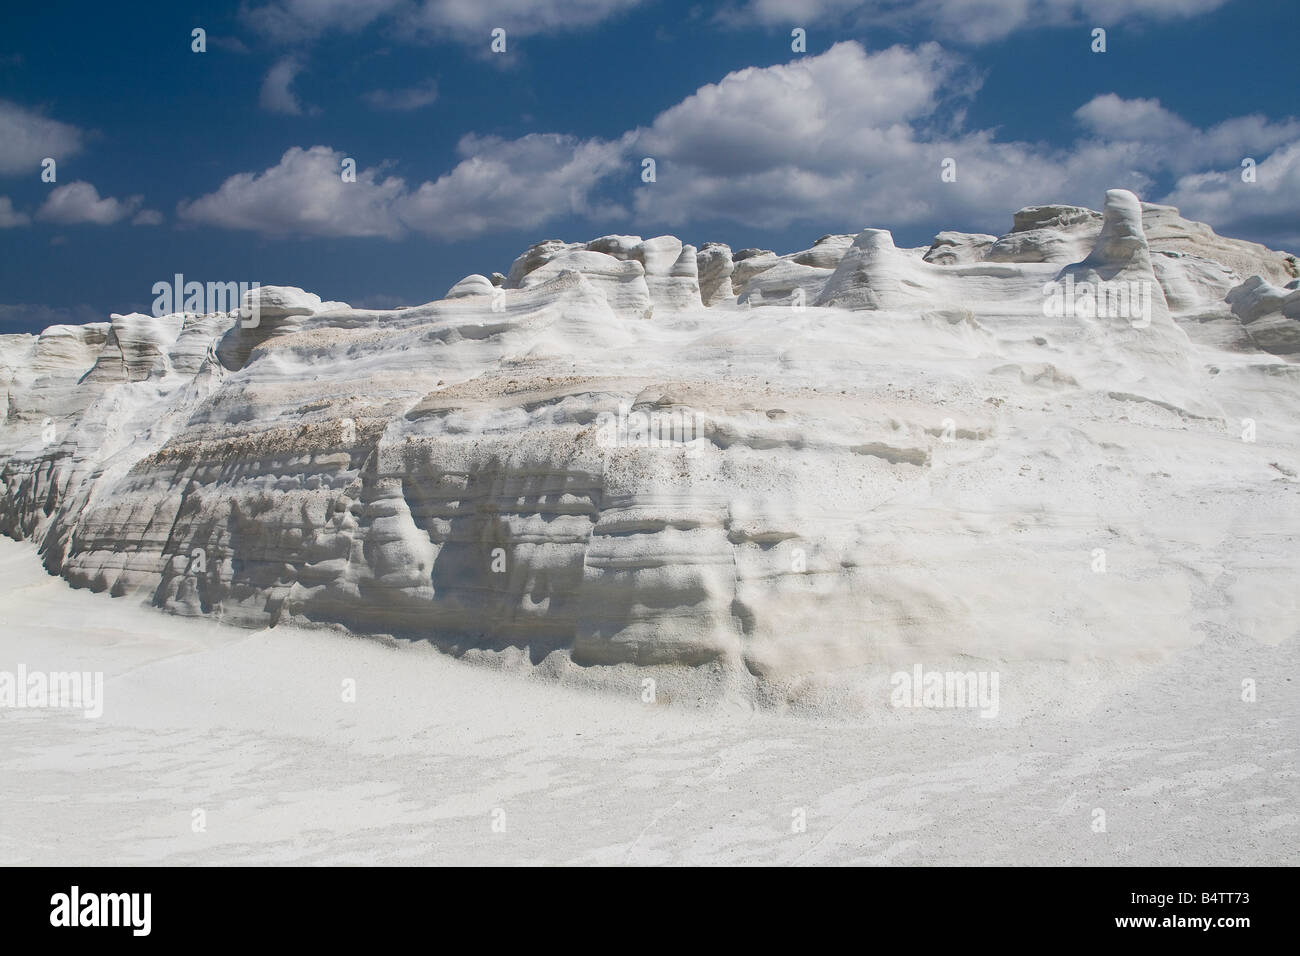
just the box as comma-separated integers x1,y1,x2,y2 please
1,536,1294,866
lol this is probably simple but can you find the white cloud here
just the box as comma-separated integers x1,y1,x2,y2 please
731,0,1231,45
630,42,1072,231
0,100,84,176
36,181,143,225
1074,94,1195,143
243,0,643,44
177,41,1300,251
178,134,629,240
177,145,407,238
1075,94,1300,174
639,43,956,178
403,0,645,41
0,196,30,227
1164,142,1300,251
626,44,1300,242
399,132,630,237
260,58,311,115
363,79,439,111
132,209,164,226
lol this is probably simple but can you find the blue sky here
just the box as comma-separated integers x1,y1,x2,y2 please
1,0,1297,334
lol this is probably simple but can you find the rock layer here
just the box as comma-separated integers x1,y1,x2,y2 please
3,190,1298,700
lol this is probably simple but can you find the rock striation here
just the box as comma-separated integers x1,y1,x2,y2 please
3,189,1298,701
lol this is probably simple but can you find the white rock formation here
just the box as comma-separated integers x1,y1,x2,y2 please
445,274,496,299
987,203,1103,263
696,243,735,305
1225,275,1300,354
2,189,1297,703
923,231,997,265
516,250,653,320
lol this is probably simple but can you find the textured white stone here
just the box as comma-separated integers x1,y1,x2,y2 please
924,231,998,265
445,274,496,299
1226,275,1300,354
2,189,1297,699
517,250,653,320
696,243,735,305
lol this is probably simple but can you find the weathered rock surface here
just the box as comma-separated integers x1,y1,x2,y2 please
3,190,1297,701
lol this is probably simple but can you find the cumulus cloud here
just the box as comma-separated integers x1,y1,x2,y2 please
641,43,957,176
730,0,1231,45
177,145,408,238
362,79,438,111
0,100,84,176
630,42,1082,231
1164,142,1300,251
626,45,1300,241
1074,94,1196,143
1075,94,1300,174
260,58,311,114
178,135,629,240
36,182,143,225
0,196,30,227
132,209,164,226
177,41,1300,250
398,132,630,237
243,0,643,44
402,0,646,41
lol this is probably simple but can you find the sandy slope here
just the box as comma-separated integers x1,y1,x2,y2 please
1,537,1293,866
